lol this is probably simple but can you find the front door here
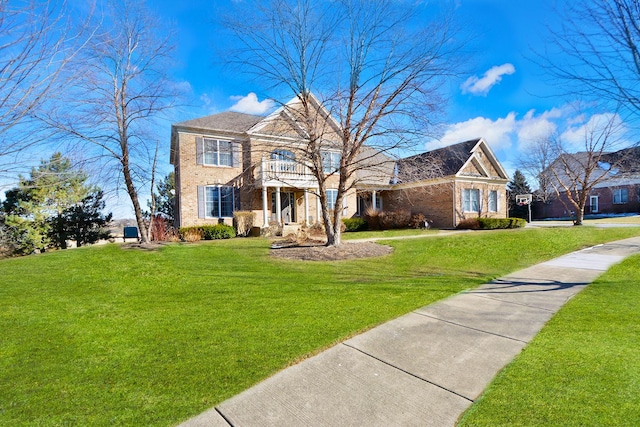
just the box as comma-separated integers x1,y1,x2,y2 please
272,191,296,223
590,195,599,213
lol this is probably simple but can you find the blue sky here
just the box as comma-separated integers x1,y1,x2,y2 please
157,0,611,159
54,1,640,217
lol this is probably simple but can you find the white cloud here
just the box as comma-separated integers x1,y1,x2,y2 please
559,112,627,152
460,63,515,96
429,112,517,151
229,92,275,115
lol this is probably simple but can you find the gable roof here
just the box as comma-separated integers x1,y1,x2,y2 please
174,112,263,134
395,138,480,183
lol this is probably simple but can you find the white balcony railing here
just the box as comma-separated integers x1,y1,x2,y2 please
256,158,317,188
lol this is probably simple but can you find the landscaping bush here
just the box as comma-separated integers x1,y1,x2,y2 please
409,213,430,229
342,217,368,232
457,217,526,230
363,207,382,230
179,224,236,241
233,211,255,237
380,209,412,229
478,217,527,229
456,218,481,230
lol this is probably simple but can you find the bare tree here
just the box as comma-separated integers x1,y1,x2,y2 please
541,0,640,120
46,0,177,243
225,0,464,246
519,136,556,217
540,113,627,225
0,1,90,175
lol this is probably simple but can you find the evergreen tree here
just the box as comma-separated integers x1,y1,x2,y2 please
55,190,112,247
1,153,111,254
153,172,175,222
507,170,533,219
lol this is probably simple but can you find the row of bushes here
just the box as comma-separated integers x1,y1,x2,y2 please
345,209,430,232
456,217,527,230
178,224,236,241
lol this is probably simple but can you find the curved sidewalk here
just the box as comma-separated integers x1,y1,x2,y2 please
179,236,640,427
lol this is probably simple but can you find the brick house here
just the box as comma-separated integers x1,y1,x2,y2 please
537,147,640,218
170,96,509,230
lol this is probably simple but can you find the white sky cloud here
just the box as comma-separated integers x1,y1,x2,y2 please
229,93,275,115
460,63,516,96
429,113,518,151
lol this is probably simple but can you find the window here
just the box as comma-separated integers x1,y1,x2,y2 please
613,188,628,204
202,138,233,166
463,189,480,212
201,186,234,217
326,189,338,210
488,190,498,212
322,151,341,174
271,150,296,172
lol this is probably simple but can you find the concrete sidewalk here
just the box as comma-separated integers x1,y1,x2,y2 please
179,237,640,427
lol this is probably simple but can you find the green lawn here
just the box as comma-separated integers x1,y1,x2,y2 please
458,253,640,426
1,227,639,426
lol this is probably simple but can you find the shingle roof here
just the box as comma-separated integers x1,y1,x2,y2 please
174,112,263,133
395,138,480,183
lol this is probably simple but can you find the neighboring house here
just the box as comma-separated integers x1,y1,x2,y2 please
170,95,509,230
538,146,640,218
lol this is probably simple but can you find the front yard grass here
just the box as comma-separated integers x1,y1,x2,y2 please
458,253,640,426
1,227,639,426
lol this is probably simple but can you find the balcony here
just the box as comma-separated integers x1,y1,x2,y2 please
256,158,318,188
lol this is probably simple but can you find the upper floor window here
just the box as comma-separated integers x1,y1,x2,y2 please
322,151,341,174
196,137,238,167
613,188,628,204
271,149,296,172
463,188,480,213
271,149,295,162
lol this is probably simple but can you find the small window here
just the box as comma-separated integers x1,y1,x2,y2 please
203,138,233,166
463,188,480,213
322,151,341,174
613,188,628,204
488,190,498,212
326,189,338,210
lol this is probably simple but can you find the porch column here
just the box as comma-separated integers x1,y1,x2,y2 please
304,188,309,225
262,186,269,227
275,186,282,225
316,189,321,224
372,190,378,210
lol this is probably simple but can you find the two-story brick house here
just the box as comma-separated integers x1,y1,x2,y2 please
170,95,509,230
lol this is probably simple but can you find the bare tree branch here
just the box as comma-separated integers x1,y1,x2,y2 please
224,0,466,246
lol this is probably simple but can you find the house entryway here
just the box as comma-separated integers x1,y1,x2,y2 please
272,191,296,223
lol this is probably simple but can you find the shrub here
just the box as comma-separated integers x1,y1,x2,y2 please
409,213,428,229
457,217,527,230
363,207,382,230
179,224,236,241
342,217,368,232
456,218,481,230
233,211,255,237
181,228,203,242
478,217,527,229
380,209,412,229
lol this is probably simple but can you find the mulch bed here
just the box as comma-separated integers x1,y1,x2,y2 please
270,240,393,261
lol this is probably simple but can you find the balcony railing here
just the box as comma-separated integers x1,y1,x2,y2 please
256,159,317,188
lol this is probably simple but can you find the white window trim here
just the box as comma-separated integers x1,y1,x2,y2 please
321,151,341,174
488,190,498,212
463,188,481,213
203,185,235,218
613,188,628,204
326,189,338,210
